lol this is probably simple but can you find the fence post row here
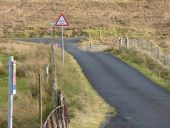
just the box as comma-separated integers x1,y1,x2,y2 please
50,44,58,106
118,37,169,67
118,37,129,48
156,47,159,59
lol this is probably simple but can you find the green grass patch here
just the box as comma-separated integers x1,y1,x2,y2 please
111,48,170,91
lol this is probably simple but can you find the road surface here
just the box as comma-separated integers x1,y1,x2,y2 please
21,38,170,128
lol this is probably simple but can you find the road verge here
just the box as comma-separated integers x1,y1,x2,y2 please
111,48,170,92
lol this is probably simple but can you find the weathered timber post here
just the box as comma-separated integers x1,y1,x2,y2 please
163,51,167,66
150,43,153,56
118,37,122,49
99,29,102,38
45,64,49,82
136,40,139,49
51,44,58,106
90,42,92,51
57,90,66,128
50,116,54,128
125,37,129,48
156,47,160,59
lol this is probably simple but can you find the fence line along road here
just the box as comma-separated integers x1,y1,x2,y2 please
117,37,170,69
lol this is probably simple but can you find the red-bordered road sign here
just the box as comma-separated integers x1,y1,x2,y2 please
55,13,69,26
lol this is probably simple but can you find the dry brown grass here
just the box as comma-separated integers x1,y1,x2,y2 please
0,0,169,44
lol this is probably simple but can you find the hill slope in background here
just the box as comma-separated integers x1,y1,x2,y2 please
0,0,169,45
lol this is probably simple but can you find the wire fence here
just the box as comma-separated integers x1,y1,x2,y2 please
117,37,170,68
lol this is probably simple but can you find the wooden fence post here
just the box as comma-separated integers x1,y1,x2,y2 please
119,37,123,49
99,29,102,38
50,116,54,128
61,94,65,128
45,64,49,82
125,37,129,48
50,44,58,106
137,40,140,49
57,90,65,128
118,38,121,49
163,51,167,66
150,43,153,56
90,42,92,51
53,114,58,128
43,91,69,128
156,47,160,59
55,110,60,128
46,121,49,128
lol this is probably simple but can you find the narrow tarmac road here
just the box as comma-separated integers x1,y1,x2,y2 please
21,38,170,128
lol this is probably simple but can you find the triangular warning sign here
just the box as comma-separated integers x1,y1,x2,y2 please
55,14,69,26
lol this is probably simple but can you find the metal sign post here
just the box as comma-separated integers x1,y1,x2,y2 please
8,56,16,128
61,26,64,64
55,13,69,64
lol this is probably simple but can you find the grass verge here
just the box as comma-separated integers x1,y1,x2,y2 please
58,51,115,128
111,48,170,92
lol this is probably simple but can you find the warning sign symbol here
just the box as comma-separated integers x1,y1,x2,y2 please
55,13,69,26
